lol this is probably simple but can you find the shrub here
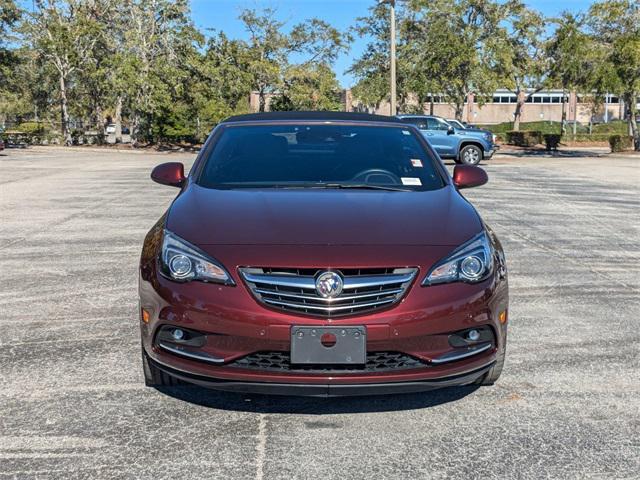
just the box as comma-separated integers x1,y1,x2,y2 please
505,130,542,146
544,134,561,151
15,122,48,134
609,135,633,152
571,134,616,142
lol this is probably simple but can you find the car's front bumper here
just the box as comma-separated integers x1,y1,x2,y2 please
147,353,495,396
484,145,499,159
139,239,509,396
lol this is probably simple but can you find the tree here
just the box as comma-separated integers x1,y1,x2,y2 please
409,0,512,120
271,63,342,111
546,13,593,135
0,0,22,125
240,8,350,112
0,0,20,75
351,0,512,119
586,0,640,150
21,1,104,145
113,0,203,143
497,3,548,131
349,2,418,113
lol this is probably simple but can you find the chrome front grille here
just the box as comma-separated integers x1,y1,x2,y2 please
239,267,418,318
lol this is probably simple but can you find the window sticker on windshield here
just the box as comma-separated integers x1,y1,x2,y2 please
401,177,422,186
402,130,411,135
410,159,423,168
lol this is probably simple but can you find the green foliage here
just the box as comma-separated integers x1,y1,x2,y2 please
3,2,350,144
271,64,342,111
482,121,563,135
351,0,521,118
14,121,48,134
608,135,634,152
239,8,350,112
584,0,640,151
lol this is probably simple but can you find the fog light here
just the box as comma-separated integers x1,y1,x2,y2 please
172,328,185,341
467,329,480,341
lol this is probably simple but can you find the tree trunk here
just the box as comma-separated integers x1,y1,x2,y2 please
259,88,267,112
513,89,525,131
131,113,140,145
429,99,434,115
114,96,123,143
560,88,566,136
454,101,464,121
625,92,639,151
59,74,72,146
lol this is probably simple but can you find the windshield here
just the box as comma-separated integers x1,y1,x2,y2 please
197,124,444,191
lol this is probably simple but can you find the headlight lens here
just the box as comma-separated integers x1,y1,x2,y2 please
423,231,493,285
160,230,234,284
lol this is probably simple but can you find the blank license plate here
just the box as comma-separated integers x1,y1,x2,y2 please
290,326,366,365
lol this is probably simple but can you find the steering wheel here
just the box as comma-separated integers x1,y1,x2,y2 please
351,169,402,185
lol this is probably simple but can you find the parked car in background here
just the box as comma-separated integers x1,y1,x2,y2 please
446,119,467,130
140,111,509,396
446,119,498,144
0,137,4,151
397,115,497,165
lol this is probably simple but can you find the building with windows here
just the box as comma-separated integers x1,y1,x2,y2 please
350,89,632,125
248,88,637,125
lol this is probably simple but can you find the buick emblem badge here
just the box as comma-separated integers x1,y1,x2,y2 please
315,271,344,298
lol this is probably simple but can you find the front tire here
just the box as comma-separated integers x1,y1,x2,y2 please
459,145,483,165
142,347,183,387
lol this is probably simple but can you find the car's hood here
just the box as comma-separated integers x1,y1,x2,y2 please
166,184,482,246
459,128,492,136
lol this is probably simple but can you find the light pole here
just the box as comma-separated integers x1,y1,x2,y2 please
389,0,397,116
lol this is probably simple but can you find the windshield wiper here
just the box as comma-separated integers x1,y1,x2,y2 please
312,183,411,192
213,182,412,191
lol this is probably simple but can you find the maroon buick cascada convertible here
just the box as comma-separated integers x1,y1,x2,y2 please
139,112,508,396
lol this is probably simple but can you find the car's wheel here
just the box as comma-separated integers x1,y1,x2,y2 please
476,335,506,385
459,145,483,165
142,347,183,387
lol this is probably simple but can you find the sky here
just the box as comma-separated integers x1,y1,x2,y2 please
191,0,597,88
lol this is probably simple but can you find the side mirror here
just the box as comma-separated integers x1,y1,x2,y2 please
151,162,185,188
447,125,455,135
453,165,488,189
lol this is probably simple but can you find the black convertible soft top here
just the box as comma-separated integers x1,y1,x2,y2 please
222,111,403,124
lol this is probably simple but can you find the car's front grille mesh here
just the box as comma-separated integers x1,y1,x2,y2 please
229,351,426,373
239,267,418,318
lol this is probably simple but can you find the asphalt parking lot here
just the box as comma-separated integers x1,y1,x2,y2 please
1,146,638,479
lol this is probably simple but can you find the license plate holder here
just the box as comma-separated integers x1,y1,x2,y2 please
290,326,366,365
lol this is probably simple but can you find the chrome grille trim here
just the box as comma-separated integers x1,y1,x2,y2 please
241,272,316,289
262,297,397,312
239,267,418,318
253,287,404,302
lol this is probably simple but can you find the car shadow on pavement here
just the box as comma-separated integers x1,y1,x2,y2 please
154,384,480,414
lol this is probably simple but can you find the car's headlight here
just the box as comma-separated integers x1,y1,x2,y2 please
160,230,234,285
423,231,493,286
